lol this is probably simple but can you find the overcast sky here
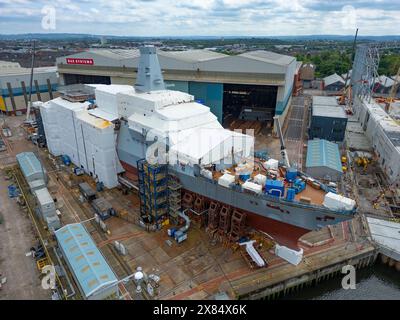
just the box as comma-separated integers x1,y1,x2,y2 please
0,0,398,36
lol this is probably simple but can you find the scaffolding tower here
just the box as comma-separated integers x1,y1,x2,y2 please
168,177,182,224
137,159,168,223
352,42,400,103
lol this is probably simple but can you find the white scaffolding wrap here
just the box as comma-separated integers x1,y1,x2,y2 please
40,97,123,188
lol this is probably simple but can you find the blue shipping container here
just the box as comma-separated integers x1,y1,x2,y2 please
265,180,285,197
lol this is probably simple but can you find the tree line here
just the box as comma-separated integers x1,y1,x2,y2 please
296,50,400,79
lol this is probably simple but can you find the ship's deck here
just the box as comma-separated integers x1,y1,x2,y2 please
294,184,325,206
209,163,327,207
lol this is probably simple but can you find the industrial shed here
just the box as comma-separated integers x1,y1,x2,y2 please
323,73,345,92
306,139,343,182
312,96,339,108
309,104,347,142
16,152,46,188
0,61,58,115
299,63,315,89
56,49,297,128
373,75,395,94
354,97,400,185
55,223,119,300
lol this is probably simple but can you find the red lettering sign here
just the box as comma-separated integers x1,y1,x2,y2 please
66,58,94,65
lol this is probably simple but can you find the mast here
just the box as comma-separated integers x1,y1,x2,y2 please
26,40,36,122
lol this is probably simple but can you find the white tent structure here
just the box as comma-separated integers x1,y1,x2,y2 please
119,89,254,166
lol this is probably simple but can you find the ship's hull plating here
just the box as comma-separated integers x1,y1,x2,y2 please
117,124,354,248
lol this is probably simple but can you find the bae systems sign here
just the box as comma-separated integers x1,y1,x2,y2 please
66,58,94,65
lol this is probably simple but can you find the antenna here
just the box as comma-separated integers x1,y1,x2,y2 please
26,40,36,122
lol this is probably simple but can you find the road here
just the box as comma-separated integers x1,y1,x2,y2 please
0,171,49,300
284,96,307,168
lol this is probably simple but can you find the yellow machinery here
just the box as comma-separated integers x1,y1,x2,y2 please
372,191,386,210
0,97,6,112
341,156,348,172
355,157,369,170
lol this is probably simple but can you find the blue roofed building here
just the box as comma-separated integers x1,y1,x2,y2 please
16,152,47,191
55,223,119,300
306,139,343,182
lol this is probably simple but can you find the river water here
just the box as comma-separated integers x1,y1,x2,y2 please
284,263,400,300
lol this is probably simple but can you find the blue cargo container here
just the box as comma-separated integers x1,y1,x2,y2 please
286,188,296,201
265,180,285,197
286,168,297,182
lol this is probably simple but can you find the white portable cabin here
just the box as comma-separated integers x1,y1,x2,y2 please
34,187,56,219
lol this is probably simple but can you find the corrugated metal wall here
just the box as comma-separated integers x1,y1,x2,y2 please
165,80,223,123
188,82,223,123
309,116,347,142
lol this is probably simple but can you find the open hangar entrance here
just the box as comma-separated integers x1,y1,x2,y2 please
63,73,111,86
223,83,278,135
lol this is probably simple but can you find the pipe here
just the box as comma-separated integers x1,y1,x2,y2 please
187,208,208,216
118,175,139,191
178,209,191,233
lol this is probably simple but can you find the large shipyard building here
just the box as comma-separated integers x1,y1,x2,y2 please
56,49,297,127
0,61,58,114
353,96,400,185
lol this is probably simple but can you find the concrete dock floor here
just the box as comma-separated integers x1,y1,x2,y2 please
0,114,377,300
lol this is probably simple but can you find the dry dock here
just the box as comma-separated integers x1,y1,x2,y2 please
0,115,380,300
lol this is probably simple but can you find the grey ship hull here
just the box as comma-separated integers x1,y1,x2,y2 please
117,123,354,247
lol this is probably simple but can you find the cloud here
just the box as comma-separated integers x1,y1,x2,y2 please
0,0,399,36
